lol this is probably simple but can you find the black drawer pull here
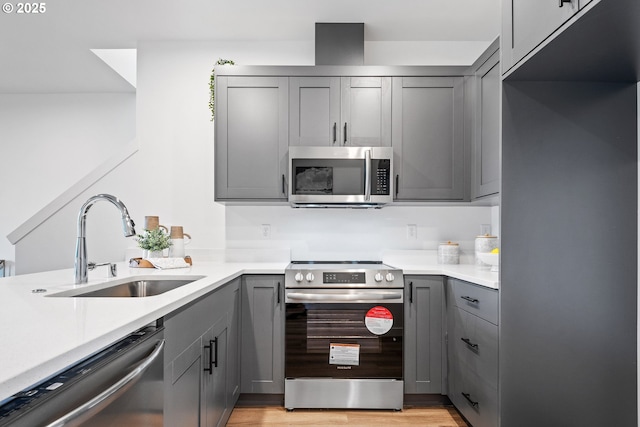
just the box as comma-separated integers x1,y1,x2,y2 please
461,337,479,349
559,0,571,7
204,340,214,375
277,282,281,305
212,338,218,368
462,392,479,408
461,295,479,304
409,281,413,304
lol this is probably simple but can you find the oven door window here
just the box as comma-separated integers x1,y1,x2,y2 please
291,159,364,195
285,302,403,379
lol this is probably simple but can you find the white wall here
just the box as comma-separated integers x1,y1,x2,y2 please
0,93,135,275
226,205,492,261
7,40,495,275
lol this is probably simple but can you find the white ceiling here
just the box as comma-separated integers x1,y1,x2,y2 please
0,0,500,93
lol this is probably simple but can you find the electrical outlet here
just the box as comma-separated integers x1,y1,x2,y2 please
261,224,271,238
407,224,417,240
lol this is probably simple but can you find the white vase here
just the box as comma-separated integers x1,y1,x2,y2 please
143,250,164,259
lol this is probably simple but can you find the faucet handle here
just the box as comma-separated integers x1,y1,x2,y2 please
88,262,117,278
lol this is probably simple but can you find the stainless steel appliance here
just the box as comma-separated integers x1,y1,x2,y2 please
288,146,393,207
0,324,164,427
284,261,404,410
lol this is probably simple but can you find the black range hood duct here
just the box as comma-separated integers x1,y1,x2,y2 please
315,23,364,65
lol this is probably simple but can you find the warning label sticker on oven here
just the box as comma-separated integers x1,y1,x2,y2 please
329,343,360,366
365,306,394,335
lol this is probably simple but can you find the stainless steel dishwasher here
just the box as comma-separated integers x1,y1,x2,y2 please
0,323,164,427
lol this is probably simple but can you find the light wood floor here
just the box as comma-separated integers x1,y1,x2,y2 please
226,406,469,427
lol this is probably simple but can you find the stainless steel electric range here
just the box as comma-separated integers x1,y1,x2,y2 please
284,261,404,410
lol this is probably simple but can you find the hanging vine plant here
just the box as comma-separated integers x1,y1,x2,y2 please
209,58,235,121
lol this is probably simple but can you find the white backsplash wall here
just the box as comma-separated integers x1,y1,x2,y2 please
226,205,492,261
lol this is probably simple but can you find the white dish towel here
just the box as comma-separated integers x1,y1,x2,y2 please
146,257,190,269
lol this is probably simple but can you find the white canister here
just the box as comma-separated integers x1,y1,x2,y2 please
475,234,498,267
438,241,460,265
168,226,191,258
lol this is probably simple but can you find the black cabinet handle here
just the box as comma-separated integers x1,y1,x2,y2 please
277,282,281,305
395,175,399,197
462,392,479,408
204,340,214,375
409,281,413,304
461,295,479,304
559,0,571,7
343,122,347,145
461,337,479,349
212,338,218,368
282,174,286,195
333,122,337,144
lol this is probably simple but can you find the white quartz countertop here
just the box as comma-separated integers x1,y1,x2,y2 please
0,256,498,402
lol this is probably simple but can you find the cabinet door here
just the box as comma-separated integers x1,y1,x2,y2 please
508,0,579,68
289,77,340,146
472,51,500,199
341,77,391,147
226,280,241,403
164,337,203,427
215,76,289,200
241,275,285,393
203,314,229,427
404,276,444,393
392,77,466,200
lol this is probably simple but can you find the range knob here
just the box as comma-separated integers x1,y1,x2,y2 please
385,272,395,282
305,272,315,282
374,272,384,282
294,272,304,282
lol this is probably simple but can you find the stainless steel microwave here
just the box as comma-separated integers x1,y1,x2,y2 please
288,146,393,207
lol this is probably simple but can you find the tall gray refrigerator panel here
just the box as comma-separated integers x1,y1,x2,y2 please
500,81,637,427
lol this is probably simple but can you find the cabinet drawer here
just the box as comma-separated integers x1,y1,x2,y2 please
450,367,498,427
451,307,498,389
450,279,498,325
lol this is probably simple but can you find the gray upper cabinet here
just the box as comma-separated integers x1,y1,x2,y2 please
215,76,289,201
289,77,340,146
341,77,391,147
290,76,391,147
392,76,466,201
503,0,592,72
471,50,500,199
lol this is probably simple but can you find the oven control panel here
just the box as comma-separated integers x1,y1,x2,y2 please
285,264,404,288
323,272,366,284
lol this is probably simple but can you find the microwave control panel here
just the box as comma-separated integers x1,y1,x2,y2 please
372,159,391,195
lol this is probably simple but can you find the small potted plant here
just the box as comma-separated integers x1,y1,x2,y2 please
137,227,172,258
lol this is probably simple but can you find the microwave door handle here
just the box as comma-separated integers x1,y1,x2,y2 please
364,150,371,202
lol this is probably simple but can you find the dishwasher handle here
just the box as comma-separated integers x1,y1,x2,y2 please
45,338,165,427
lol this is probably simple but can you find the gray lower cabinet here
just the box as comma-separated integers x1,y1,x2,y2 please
447,278,498,427
404,276,444,394
240,275,285,393
289,76,391,147
164,278,240,427
392,76,466,201
471,49,500,199
214,76,289,201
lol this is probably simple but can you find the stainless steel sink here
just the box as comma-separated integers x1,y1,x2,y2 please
48,276,205,298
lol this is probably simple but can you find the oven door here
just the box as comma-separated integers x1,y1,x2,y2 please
285,288,403,380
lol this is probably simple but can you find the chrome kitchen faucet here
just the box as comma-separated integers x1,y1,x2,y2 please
74,194,136,284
